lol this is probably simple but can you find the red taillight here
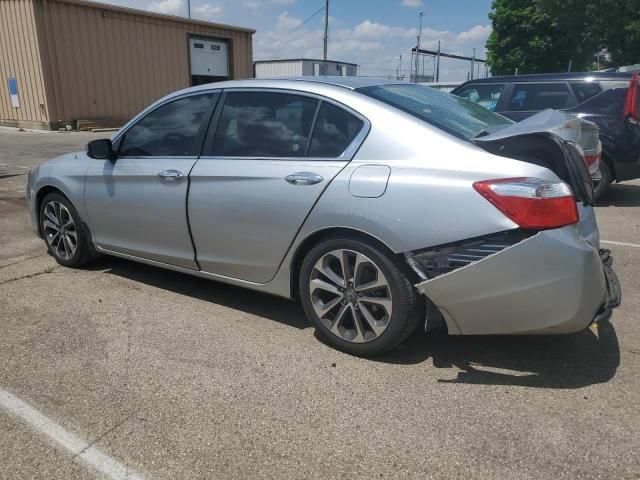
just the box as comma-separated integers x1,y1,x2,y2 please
584,152,601,176
473,178,579,230
623,72,639,120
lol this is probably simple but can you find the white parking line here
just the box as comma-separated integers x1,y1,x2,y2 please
601,240,640,249
0,387,142,480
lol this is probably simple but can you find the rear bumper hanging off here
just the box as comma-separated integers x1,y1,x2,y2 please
413,227,619,335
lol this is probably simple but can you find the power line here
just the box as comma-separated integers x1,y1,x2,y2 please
286,5,324,36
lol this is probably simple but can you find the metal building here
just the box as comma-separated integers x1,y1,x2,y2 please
0,0,254,130
254,59,357,79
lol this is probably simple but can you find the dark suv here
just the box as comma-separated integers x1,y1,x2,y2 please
452,72,640,198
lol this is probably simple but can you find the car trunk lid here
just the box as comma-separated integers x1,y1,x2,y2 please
473,109,596,206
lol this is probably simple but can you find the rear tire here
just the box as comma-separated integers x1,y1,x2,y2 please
594,160,613,201
299,237,420,356
39,192,93,268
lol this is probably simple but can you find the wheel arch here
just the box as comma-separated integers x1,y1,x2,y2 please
289,226,415,299
34,185,72,236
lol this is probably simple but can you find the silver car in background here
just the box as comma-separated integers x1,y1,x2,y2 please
27,78,621,356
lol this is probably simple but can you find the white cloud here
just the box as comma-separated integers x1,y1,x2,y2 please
401,0,423,7
147,0,183,14
276,11,303,31
193,2,222,19
352,20,417,40
456,24,492,43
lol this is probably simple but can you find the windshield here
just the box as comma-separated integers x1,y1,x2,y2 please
357,84,513,140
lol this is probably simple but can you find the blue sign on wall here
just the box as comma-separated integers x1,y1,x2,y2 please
8,77,19,108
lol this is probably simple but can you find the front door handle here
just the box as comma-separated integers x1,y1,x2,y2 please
285,172,323,186
158,169,184,181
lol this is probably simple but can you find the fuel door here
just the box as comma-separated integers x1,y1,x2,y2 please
349,165,391,198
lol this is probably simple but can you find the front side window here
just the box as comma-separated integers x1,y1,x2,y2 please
508,83,571,111
358,84,512,140
119,93,215,156
455,83,505,112
211,92,318,157
309,102,364,157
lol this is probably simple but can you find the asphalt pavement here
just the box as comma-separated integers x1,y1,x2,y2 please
0,129,639,479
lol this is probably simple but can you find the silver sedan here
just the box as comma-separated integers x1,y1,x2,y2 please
27,77,621,356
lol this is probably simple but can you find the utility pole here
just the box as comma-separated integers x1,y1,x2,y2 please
567,59,573,72
414,11,424,83
470,48,476,80
414,35,419,82
323,0,329,61
396,54,402,80
187,0,191,18
435,40,441,82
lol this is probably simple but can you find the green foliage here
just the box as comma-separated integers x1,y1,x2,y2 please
487,0,640,75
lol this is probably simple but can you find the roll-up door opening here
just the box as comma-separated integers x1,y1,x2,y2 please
189,36,229,86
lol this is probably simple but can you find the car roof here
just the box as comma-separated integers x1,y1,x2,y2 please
179,76,406,96
458,72,632,85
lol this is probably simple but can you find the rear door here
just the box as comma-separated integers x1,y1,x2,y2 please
188,89,367,283
453,83,507,112
503,82,576,121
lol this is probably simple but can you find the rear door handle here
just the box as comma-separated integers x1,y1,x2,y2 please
158,169,184,181
285,172,323,185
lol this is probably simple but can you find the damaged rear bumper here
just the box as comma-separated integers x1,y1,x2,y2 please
413,227,619,335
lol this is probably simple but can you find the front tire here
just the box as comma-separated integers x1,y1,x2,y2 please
40,192,93,268
299,238,419,356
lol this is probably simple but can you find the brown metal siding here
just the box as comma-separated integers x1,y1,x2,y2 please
0,0,50,128
33,0,253,127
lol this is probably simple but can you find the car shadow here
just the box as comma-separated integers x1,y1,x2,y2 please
373,321,620,389
92,256,620,390
597,183,640,207
92,256,310,330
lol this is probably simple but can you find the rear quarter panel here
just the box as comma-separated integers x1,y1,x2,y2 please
291,109,558,255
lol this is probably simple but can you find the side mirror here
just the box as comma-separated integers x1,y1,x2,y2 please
87,139,116,160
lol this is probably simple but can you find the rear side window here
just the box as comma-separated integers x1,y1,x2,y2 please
309,103,364,157
508,83,571,111
211,92,318,157
119,93,215,156
455,83,505,111
571,82,602,104
568,87,626,116
358,84,512,141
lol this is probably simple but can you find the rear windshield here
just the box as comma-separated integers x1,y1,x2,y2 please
357,84,512,140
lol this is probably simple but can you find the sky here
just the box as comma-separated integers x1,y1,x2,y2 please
101,0,494,81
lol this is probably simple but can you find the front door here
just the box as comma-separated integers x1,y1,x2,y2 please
84,92,217,269
188,90,367,283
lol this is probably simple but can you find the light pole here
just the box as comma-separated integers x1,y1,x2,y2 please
323,0,329,61
414,11,424,83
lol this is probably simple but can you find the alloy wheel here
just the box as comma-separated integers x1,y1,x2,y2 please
309,249,393,343
42,200,77,260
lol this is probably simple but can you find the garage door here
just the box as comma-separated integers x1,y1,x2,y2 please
189,37,229,85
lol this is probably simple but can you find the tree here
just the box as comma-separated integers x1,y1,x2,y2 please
487,0,567,75
487,0,640,75
598,0,640,66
